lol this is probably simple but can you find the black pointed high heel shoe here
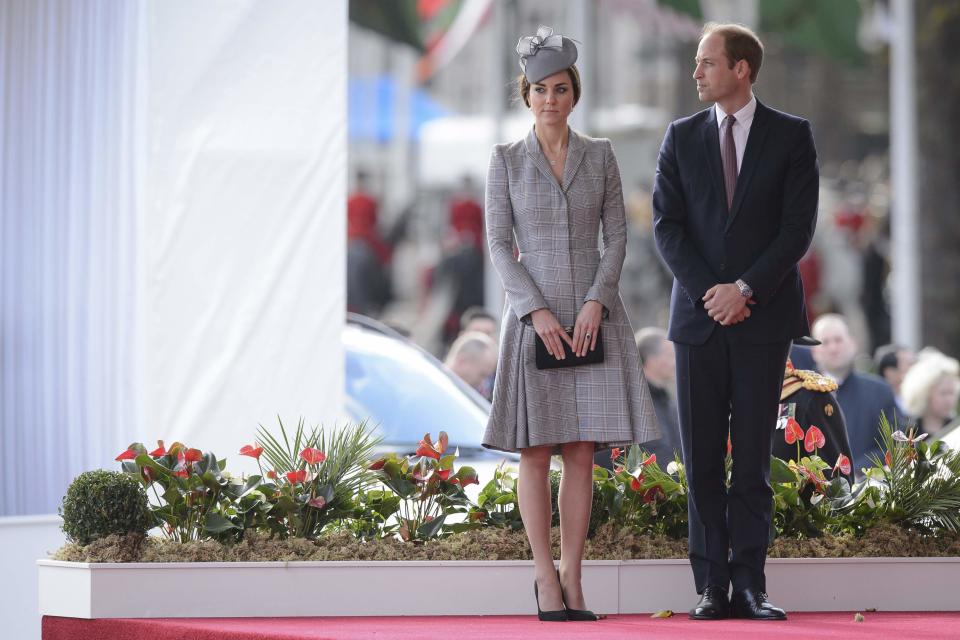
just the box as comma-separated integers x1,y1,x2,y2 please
557,569,598,621
534,579,568,622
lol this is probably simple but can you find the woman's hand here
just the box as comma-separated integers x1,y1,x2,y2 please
572,301,603,356
531,308,573,360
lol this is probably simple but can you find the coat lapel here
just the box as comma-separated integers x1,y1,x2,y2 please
561,129,586,192
726,100,770,231
700,109,726,215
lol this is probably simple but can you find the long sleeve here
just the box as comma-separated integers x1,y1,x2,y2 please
740,120,819,305
485,145,548,321
584,140,626,313
652,123,719,304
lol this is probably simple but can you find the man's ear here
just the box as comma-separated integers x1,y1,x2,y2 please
736,59,750,80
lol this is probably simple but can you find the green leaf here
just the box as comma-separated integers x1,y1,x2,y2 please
204,512,240,533
416,514,446,539
770,456,796,484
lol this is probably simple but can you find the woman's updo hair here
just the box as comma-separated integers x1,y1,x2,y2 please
901,349,960,417
516,65,582,108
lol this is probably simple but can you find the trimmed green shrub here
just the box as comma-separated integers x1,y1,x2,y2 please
60,470,153,544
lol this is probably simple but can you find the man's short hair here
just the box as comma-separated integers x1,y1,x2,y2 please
874,344,903,376
635,327,667,364
460,306,496,328
701,22,764,84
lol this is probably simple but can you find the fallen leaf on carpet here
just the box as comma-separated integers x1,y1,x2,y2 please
651,610,674,618
854,612,865,622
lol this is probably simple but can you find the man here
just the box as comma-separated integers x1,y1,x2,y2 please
653,23,819,621
443,331,497,400
812,314,901,471
773,359,855,480
874,343,916,415
635,328,682,464
460,306,499,342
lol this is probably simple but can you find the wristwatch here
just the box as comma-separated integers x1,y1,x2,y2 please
735,279,753,299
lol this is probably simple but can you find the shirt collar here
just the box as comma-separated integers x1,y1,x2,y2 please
715,94,757,129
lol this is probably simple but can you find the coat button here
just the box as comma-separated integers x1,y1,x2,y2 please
720,262,726,271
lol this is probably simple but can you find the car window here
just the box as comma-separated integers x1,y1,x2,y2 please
344,325,490,447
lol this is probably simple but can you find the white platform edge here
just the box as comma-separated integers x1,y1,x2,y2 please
38,556,960,618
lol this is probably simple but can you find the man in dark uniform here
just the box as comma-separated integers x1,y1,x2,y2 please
772,359,854,478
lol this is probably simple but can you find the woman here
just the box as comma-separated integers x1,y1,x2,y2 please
901,349,960,438
481,26,659,622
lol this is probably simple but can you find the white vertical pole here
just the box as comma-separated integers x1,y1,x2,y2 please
889,0,921,349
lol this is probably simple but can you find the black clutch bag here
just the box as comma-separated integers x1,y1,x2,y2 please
535,326,604,370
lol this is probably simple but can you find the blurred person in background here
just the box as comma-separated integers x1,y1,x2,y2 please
458,306,499,398
347,168,392,316
621,180,673,329
444,331,498,400
901,349,960,439
811,313,900,471
874,343,916,415
633,327,681,465
432,175,486,346
482,26,658,622
459,306,498,342
772,358,854,480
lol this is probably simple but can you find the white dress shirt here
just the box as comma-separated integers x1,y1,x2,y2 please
715,94,757,172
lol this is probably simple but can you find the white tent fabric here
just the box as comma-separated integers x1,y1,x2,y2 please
0,0,346,516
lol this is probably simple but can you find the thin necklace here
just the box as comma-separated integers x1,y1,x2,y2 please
545,145,567,165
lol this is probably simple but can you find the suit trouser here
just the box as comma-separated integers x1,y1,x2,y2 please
674,327,790,593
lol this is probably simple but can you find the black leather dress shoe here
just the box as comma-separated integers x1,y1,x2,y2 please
730,589,787,620
689,585,729,620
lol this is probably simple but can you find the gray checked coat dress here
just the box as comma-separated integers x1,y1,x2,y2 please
482,126,660,452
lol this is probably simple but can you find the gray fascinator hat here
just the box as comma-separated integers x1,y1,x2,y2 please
516,25,578,84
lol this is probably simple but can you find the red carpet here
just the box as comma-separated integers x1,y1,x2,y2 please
42,613,960,640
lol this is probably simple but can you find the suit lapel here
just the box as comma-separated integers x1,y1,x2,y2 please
726,100,771,231
561,129,586,192
700,109,726,216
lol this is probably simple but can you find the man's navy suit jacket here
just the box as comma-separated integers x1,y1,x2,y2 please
652,99,819,346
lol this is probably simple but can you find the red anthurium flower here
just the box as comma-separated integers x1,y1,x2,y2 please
469,510,487,522
436,468,452,481
630,475,643,492
307,496,327,509
266,470,277,480
610,448,622,462
148,441,166,458
804,425,826,453
300,447,327,465
183,448,203,463
115,448,137,461
286,470,307,484
614,465,625,474
643,486,665,504
416,432,447,460
239,444,263,460
643,453,657,467
833,454,852,476
784,418,805,445
368,458,386,471
173,467,189,478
